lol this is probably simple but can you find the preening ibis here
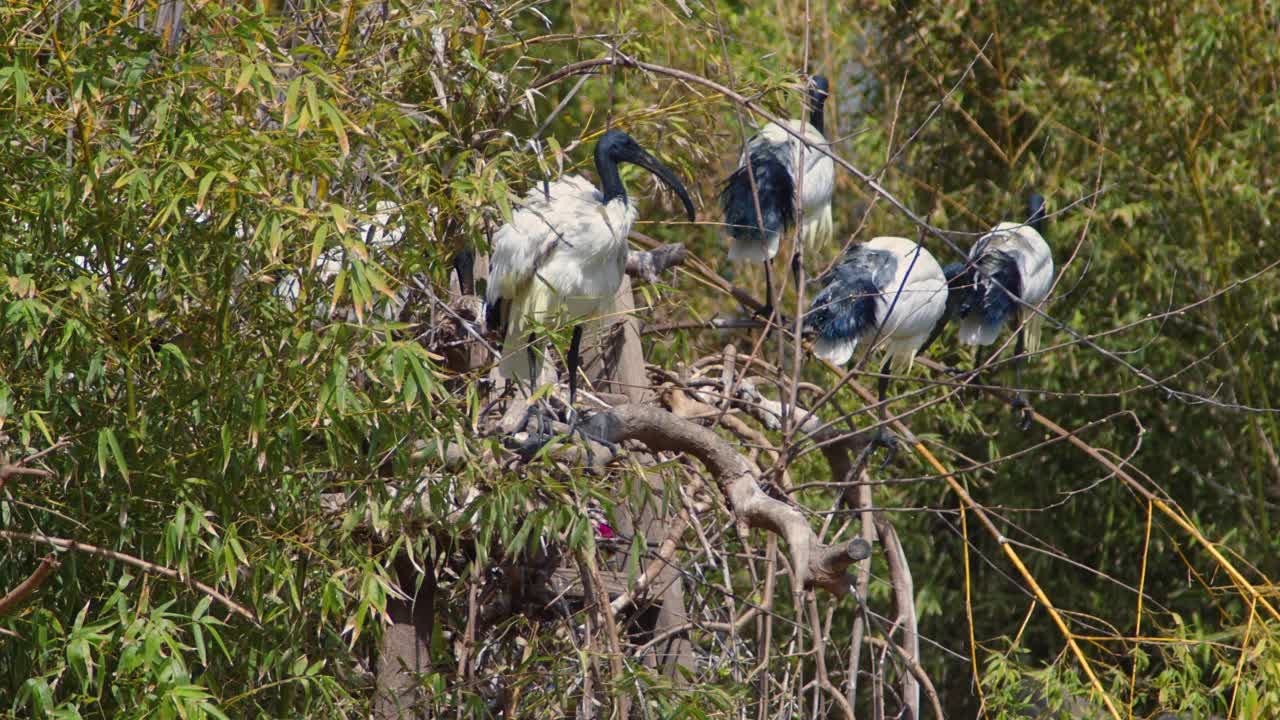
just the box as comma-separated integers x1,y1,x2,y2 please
720,75,834,314
948,193,1054,428
806,236,949,455
485,129,695,434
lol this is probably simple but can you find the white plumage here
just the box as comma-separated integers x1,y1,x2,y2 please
956,220,1054,352
810,236,949,371
487,175,637,381
485,129,695,399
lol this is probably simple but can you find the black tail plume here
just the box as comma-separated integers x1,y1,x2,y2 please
486,298,503,334
719,152,795,243
975,251,1022,329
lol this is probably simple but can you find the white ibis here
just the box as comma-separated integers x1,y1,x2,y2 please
806,236,949,455
485,129,695,433
720,75,834,314
949,193,1054,428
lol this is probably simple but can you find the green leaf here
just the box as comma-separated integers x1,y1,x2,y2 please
309,223,330,272
103,428,129,481
283,77,302,126
305,78,321,133
321,100,350,157
234,58,255,95
196,171,218,211
97,428,110,479
330,203,350,234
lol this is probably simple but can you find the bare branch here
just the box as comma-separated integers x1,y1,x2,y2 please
583,404,869,594
0,530,256,624
0,554,58,617
625,243,687,286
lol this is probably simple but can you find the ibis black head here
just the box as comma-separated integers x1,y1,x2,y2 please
452,247,476,295
1027,192,1047,234
807,75,831,136
594,129,696,221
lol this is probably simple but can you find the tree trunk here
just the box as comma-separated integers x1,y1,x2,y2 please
586,276,695,680
374,555,437,720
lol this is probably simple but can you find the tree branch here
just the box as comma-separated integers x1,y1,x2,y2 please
625,243,686,286
0,554,58,617
583,404,869,594
0,530,257,624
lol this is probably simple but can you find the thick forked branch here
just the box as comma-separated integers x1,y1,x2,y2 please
584,404,869,593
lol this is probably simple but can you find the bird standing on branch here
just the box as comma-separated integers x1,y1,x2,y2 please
947,193,1055,429
486,129,695,439
720,75,835,317
806,236,950,459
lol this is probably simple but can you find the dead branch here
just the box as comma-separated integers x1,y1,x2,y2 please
626,243,687,286
0,438,71,491
575,547,630,719
875,514,921,719
582,404,869,594
0,530,256,623
861,636,945,720
0,554,58,617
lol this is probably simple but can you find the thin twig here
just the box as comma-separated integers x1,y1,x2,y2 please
0,530,256,623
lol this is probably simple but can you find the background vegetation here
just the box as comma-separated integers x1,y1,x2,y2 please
1,0,1277,717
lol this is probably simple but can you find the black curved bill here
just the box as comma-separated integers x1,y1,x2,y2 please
623,146,697,222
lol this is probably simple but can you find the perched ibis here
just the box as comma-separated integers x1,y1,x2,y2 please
486,129,695,435
806,236,950,456
720,75,835,315
948,193,1054,428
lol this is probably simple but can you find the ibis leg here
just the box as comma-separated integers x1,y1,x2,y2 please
968,345,989,397
525,333,539,393
504,332,557,460
525,333,555,436
873,358,899,467
567,325,583,412
757,261,795,326
761,261,775,319
1011,328,1032,430
563,325,616,459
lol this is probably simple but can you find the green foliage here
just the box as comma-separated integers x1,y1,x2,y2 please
1,0,1278,717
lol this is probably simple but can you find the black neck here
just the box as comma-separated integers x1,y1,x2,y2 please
596,147,626,205
1027,194,1047,234
808,89,826,136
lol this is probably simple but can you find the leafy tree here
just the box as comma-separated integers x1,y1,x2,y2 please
1,1,1277,718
